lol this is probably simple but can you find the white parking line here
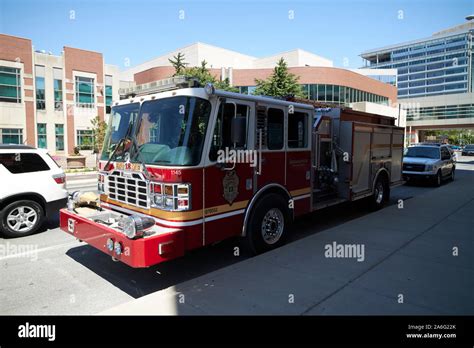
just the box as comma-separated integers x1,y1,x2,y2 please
0,240,83,261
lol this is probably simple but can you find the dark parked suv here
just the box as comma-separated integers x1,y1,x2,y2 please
462,144,474,156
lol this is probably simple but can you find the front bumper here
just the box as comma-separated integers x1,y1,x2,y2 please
59,208,184,268
402,171,437,181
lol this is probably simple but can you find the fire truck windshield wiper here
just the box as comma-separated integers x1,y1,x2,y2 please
129,136,151,177
103,121,134,171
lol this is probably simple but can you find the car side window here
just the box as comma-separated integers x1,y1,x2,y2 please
0,153,50,174
440,147,450,160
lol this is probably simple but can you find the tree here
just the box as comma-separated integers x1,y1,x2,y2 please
215,77,239,93
253,58,305,98
90,115,107,154
168,52,188,76
184,60,239,92
184,60,216,85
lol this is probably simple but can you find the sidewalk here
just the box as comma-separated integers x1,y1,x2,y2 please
100,171,474,315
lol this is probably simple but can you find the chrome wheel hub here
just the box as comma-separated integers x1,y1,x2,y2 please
375,182,384,204
261,208,284,245
6,206,38,233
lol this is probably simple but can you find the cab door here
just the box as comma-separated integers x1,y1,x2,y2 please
203,98,255,245
254,104,286,188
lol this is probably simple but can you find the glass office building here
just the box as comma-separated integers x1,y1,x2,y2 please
361,30,472,99
360,19,474,126
239,84,390,106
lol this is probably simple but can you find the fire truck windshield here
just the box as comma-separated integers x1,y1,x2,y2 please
132,96,211,166
101,103,140,161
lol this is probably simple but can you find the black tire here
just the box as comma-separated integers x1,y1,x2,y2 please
433,170,442,187
369,176,389,211
244,193,291,255
0,200,45,238
449,167,455,181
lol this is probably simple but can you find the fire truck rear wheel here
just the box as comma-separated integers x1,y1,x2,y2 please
245,193,290,255
0,200,45,238
369,176,388,211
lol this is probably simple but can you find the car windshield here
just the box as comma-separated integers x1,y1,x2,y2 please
465,145,474,150
404,146,440,159
100,103,140,161
132,96,211,166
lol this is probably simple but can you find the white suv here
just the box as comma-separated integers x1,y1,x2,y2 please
0,145,68,237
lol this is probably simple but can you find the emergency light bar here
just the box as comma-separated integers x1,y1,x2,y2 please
118,76,201,98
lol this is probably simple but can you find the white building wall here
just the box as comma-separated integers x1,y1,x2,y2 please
351,101,407,128
253,49,333,68
120,42,256,81
119,43,334,81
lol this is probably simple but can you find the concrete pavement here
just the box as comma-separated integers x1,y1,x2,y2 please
101,162,474,315
65,171,98,193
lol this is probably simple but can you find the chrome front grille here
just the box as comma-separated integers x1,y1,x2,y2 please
106,170,149,209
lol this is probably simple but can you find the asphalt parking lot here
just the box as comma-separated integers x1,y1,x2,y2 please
1,155,473,315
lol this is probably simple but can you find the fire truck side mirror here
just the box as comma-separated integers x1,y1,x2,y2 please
231,117,246,147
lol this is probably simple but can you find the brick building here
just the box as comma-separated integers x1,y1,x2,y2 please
0,33,120,166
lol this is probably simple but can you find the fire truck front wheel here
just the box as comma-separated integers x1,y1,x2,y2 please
244,193,290,255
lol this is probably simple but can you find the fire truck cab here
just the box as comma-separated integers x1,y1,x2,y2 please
60,77,404,268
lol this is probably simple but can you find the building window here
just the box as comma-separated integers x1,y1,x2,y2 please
37,123,47,149
105,85,112,114
75,76,95,108
35,76,45,110
55,124,64,151
77,130,94,150
54,79,63,111
0,128,23,144
0,66,21,103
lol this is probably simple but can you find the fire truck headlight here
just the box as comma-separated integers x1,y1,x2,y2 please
114,241,123,255
154,195,163,206
164,197,174,208
106,238,114,251
121,215,155,239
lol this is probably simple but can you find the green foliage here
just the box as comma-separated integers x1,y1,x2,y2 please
90,115,108,154
184,60,216,85
423,129,474,146
176,56,239,92
169,52,188,76
253,58,305,98
215,78,239,93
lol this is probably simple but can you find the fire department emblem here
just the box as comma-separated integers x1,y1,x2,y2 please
223,170,239,205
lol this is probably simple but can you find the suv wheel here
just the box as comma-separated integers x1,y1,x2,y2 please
449,168,455,181
0,200,45,237
434,170,442,187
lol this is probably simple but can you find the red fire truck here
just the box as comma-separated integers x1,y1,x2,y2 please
60,77,404,268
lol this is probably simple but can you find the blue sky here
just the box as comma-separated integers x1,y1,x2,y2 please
0,0,472,70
